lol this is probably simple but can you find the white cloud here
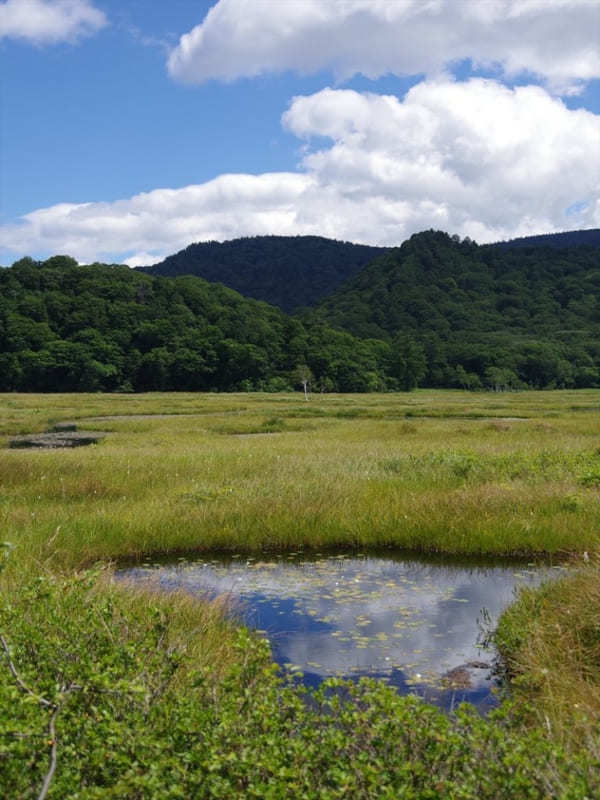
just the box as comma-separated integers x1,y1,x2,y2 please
0,0,106,44
168,0,600,92
0,173,314,264
283,79,600,241
1,78,599,264
122,252,167,269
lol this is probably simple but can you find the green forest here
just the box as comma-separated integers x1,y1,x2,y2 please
1,229,599,393
0,256,401,393
311,230,600,390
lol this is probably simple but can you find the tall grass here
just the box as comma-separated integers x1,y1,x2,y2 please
496,557,600,750
1,391,599,575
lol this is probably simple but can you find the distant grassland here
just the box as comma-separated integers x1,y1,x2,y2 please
1,389,599,574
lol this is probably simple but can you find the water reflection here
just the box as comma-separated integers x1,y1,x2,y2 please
119,553,558,710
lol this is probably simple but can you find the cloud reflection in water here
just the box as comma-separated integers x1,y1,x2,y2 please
121,554,554,710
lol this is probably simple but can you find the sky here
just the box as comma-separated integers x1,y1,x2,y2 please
0,0,599,266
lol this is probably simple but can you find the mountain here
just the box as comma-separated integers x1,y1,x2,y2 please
138,230,599,315
3,227,600,394
309,229,600,389
494,228,600,249
138,235,386,312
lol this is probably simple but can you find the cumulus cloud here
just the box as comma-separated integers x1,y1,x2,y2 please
0,173,314,265
283,78,600,242
168,0,600,92
1,78,599,264
0,0,106,44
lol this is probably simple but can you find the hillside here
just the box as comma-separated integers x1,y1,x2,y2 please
495,228,600,250
0,255,401,393
309,230,600,389
138,230,599,316
138,235,385,312
3,227,600,393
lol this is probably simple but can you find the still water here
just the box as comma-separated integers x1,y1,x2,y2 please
119,552,559,710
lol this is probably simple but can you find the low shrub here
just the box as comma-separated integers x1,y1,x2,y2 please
1,570,599,798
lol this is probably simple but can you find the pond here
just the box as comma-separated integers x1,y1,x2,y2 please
119,552,560,710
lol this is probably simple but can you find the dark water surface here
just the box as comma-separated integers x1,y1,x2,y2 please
119,552,561,710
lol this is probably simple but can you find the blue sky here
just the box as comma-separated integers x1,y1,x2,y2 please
1,0,599,265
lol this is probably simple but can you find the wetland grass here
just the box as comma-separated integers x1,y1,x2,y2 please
1,390,599,570
496,557,600,749
1,390,600,796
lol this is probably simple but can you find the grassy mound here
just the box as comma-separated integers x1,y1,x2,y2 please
496,558,600,750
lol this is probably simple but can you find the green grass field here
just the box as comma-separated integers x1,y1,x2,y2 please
1,390,599,797
1,389,600,571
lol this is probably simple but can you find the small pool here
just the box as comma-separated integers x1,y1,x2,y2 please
119,552,560,710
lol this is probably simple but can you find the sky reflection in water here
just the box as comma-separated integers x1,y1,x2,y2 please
120,554,558,710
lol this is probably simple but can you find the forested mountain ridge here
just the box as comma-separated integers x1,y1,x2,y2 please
138,235,386,312
494,228,600,250
0,255,406,393
309,230,600,389
2,227,600,393
138,230,599,314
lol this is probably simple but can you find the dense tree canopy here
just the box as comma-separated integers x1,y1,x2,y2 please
139,235,385,312
309,230,600,389
2,228,599,393
140,231,599,315
0,256,396,393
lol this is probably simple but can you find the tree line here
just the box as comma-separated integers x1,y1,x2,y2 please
1,227,599,393
0,256,419,393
